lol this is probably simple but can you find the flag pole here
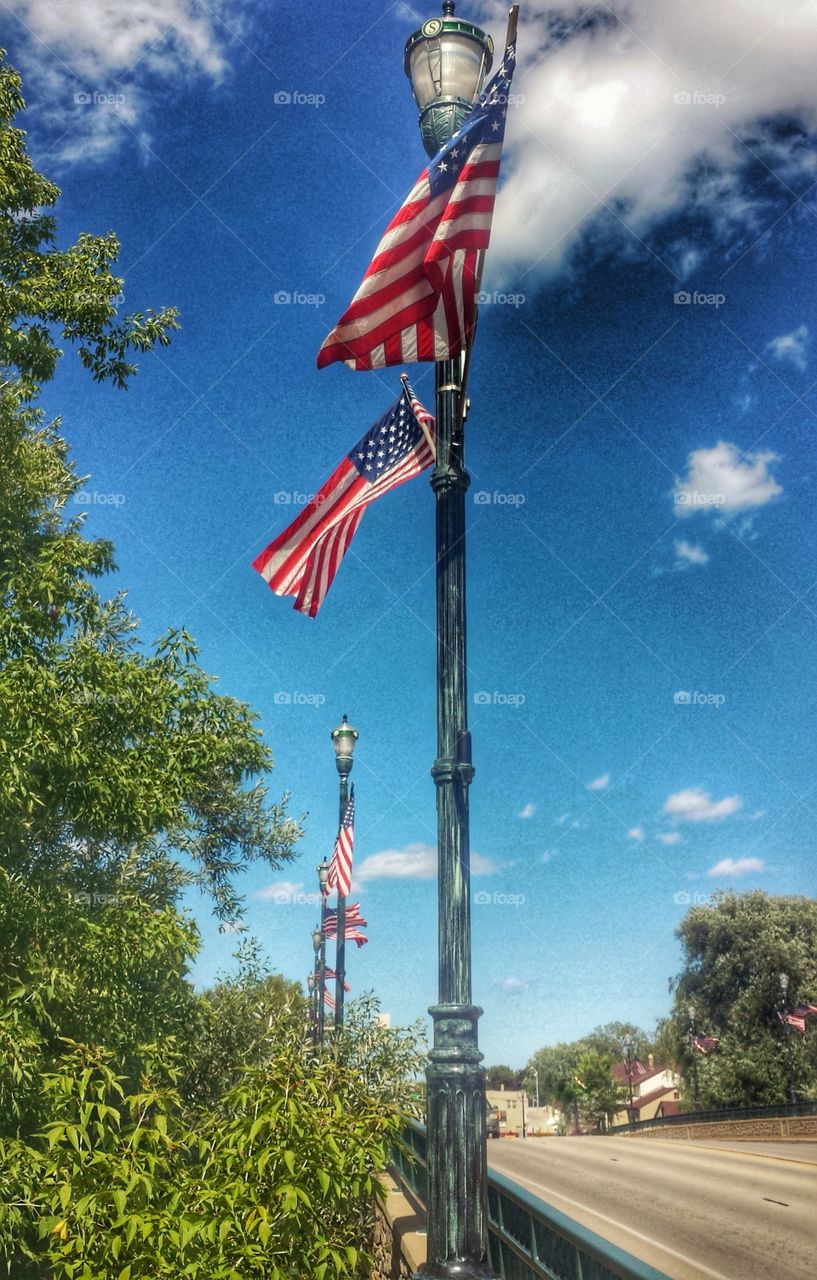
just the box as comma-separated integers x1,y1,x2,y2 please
419,8,518,1277
333,774,349,1028
330,714,358,1030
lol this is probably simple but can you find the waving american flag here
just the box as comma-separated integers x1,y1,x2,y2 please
327,786,355,898
324,901,368,947
252,380,434,617
317,27,517,371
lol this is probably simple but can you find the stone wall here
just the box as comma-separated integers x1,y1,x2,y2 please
617,1114,817,1142
369,1175,427,1280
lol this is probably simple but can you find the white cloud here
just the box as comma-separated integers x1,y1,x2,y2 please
657,831,681,845
749,809,767,820
519,803,537,819
356,842,496,882
588,773,610,791
255,880,321,905
499,975,531,992
479,0,817,281
674,539,710,567
765,324,809,371
674,442,782,517
664,787,743,822
628,826,645,841
707,856,765,877
11,0,238,163
555,813,571,825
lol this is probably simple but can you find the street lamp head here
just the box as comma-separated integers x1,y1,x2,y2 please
330,714,358,778
312,925,322,952
404,3,494,157
316,857,331,894
307,973,315,993
780,971,789,994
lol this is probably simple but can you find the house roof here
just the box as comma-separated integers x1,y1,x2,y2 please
630,1084,679,1111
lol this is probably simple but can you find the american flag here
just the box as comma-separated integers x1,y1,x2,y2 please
795,1003,817,1017
779,1011,807,1034
324,988,335,1011
630,1058,648,1078
252,380,434,617
693,1035,720,1054
327,786,355,898
317,28,517,370
324,968,351,994
324,902,367,931
324,902,368,948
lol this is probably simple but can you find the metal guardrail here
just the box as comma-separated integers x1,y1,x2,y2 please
609,1099,817,1134
392,1121,671,1280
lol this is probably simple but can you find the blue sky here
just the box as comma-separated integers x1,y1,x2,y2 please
5,0,817,1067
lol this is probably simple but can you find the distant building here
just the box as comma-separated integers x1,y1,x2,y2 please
612,1053,681,1126
485,1085,559,1135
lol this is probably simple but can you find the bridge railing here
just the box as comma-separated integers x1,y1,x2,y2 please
391,1120,670,1280
609,1099,817,1134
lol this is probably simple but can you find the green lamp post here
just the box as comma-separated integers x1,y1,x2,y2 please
330,714,358,1028
687,1006,700,1110
780,972,796,1104
314,868,329,1045
404,5,497,1277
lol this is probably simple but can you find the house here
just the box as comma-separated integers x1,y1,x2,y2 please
612,1053,682,1126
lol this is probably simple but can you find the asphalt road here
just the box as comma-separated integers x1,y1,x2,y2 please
487,1136,817,1280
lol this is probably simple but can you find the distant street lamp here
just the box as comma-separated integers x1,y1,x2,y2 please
687,1006,700,1110
531,1067,540,1109
780,972,796,1104
330,715,358,1028
315,864,330,1046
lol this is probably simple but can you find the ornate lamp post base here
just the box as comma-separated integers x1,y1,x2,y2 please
414,1004,494,1280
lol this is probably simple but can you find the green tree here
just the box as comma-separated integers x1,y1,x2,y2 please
574,1051,625,1132
331,994,426,1110
0,1027,404,1280
668,891,817,1106
0,867,200,1138
584,1021,654,1063
526,1040,588,1112
0,395,302,918
485,1064,524,1090
182,940,307,1107
0,52,178,398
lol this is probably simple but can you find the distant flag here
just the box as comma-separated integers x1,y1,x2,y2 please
779,1011,807,1035
324,968,351,994
317,19,518,370
325,903,367,930
630,1058,648,1077
324,901,368,947
324,988,335,1011
327,786,355,898
693,1035,720,1054
794,1003,817,1018
252,380,434,617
